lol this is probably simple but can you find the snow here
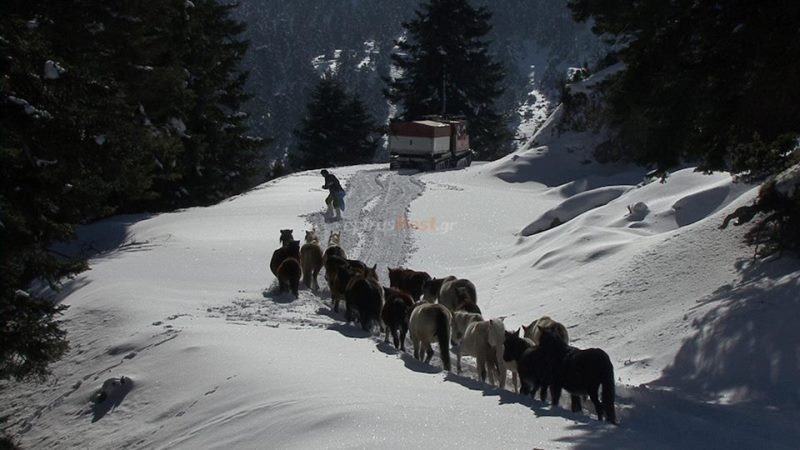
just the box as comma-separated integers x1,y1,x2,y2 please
44,60,66,80
8,96,52,119
2,118,800,449
774,162,800,197
514,87,551,145
168,117,188,137
357,40,378,71
312,49,343,75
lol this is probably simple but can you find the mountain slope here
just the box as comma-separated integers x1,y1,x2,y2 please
2,123,799,448
234,0,606,161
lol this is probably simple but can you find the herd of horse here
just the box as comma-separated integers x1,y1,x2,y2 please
269,228,617,424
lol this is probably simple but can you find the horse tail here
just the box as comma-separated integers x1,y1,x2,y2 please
436,309,451,371
557,322,570,345
601,353,616,424
300,247,311,288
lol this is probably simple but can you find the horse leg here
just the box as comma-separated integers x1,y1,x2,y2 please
424,342,434,364
532,382,542,400
413,339,421,361
538,385,547,402
399,325,408,352
495,348,506,390
361,311,370,331
512,371,519,393
520,380,531,396
345,300,353,324
589,389,603,421
456,347,463,374
476,354,487,383
488,358,498,386
571,395,582,413
391,327,400,349
485,353,497,386
550,385,562,408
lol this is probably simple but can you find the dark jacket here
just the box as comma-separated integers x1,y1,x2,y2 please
322,173,344,193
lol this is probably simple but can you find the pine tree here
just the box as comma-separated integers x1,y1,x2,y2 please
172,0,264,206
291,76,378,170
0,0,263,381
567,0,800,175
385,0,512,160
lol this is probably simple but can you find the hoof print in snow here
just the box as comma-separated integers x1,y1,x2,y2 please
91,376,133,423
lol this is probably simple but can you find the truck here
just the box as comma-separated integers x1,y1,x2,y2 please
387,117,474,171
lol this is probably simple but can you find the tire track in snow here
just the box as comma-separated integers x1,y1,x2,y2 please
208,168,425,330
207,168,512,391
308,168,425,283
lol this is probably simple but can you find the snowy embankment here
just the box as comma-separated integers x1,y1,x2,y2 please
2,120,800,448
407,114,800,447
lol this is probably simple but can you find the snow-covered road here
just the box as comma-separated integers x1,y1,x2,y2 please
308,168,425,281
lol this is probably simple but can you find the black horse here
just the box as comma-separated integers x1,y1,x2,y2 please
503,330,551,401
341,265,383,332
538,328,616,424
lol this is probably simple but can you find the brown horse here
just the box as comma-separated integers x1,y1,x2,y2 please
300,230,324,291
381,287,415,351
276,257,301,298
388,267,431,302
439,276,478,312
327,255,372,312
341,264,383,332
523,316,569,346
270,240,300,277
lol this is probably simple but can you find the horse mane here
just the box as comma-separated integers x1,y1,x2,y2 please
286,240,301,258
328,231,341,246
305,229,319,245
538,327,570,355
279,229,294,246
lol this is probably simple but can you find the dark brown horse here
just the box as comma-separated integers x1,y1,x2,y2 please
388,267,431,302
276,257,301,298
381,287,415,351
341,264,383,332
270,240,300,277
538,328,616,424
503,330,550,401
327,255,372,312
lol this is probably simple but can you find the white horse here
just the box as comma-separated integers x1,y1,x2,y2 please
458,318,507,388
409,303,452,371
451,311,483,370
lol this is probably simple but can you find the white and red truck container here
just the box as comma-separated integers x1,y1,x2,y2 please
387,117,473,170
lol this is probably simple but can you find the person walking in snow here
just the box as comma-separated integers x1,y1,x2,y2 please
321,169,345,219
